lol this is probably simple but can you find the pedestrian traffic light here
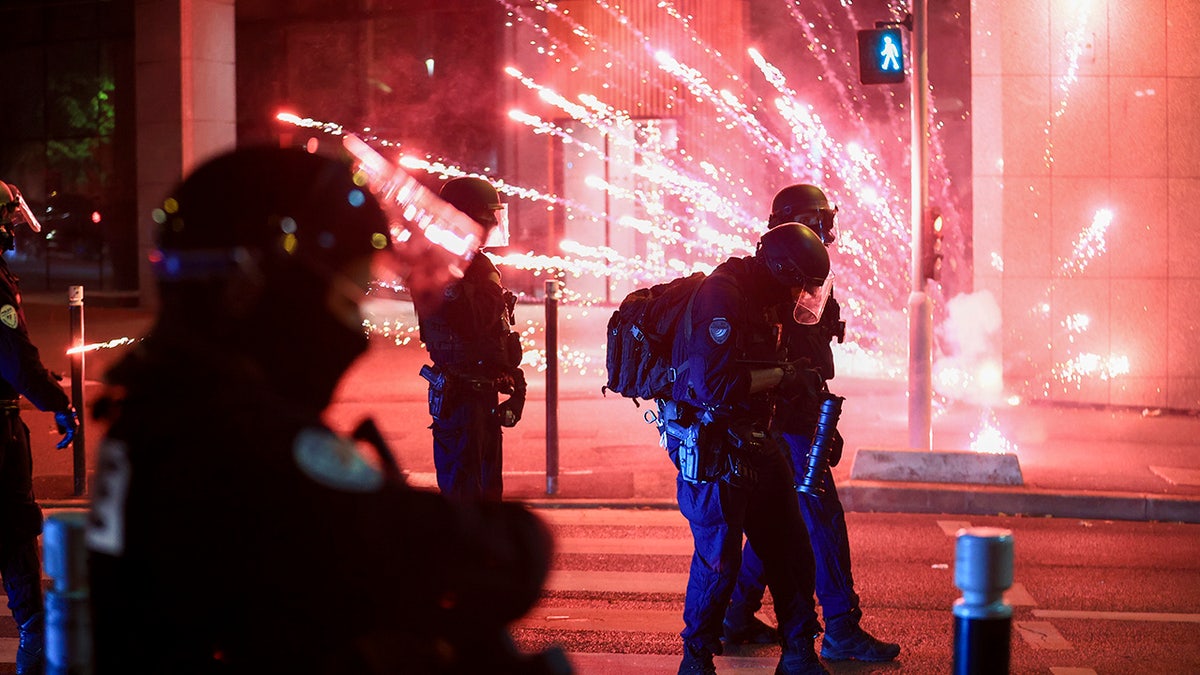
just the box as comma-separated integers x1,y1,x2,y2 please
921,208,944,281
857,27,905,85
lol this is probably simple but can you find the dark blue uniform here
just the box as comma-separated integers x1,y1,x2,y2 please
729,295,895,658
0,260,73,672
416,254,524,501
667,256,820,660
86,332,552,674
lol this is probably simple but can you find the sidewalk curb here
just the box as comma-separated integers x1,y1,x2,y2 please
42,487,1200,524
839,480,1200,524
521,484,1200,524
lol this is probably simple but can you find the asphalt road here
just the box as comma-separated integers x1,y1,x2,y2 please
515,508,1200,674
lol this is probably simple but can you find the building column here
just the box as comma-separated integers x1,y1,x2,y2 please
134,0,236,306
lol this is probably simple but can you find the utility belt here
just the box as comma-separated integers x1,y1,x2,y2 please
420,364,515,418
0,399,20,413
651,399,774,489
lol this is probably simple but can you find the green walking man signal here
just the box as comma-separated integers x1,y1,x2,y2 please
857,27,906,85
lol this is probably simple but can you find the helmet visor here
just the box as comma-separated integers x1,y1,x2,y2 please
795,210,837,246
0,194,41,233
483,204,510,248
793,274,833,325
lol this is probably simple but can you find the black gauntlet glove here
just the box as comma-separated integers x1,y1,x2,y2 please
495,367,526,427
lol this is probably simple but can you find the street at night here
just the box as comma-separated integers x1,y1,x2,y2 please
2,0,1199,673
515,509,1200,674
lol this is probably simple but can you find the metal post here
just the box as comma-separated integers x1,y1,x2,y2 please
43,510,93,675
953,527,1014,675
68,286,86,496
544,279,561,495
908,0,933,451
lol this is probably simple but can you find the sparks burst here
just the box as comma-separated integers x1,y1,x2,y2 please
287,1,1127,454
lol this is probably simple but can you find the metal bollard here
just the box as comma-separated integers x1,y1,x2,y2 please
43,510,93,675
68,286,86,496
544,279,561,495
952,526,1013,675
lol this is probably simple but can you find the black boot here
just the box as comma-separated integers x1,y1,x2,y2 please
722,615,778,645
677,644,717,675
774,643,829,675
16,611,45,675
820,609,900,662
2,539,46,675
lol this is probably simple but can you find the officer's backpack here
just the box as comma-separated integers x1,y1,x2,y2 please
603,272,707,404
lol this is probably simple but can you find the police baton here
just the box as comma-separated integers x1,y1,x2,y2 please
952,527,1014,674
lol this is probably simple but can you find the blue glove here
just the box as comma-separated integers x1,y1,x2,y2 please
55,409,78,450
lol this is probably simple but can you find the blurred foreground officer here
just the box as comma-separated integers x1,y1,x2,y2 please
663,224,834,675
415,177,525,501
0,182,78,675
85,148,565,675
725,184,899,662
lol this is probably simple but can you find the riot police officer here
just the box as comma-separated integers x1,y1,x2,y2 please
0,181,78,675
415,177,525,502
85,148,562,674
663,223,833,675
724,184,900,662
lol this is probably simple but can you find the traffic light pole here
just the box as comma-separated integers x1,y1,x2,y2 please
908,0,933,451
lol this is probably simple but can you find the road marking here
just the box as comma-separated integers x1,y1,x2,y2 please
937,519,972,536
518,606,683,633
401,470,596,489
563,652,779,673
1015,621,1073,650
1006,582,1037,606
536,509,689,528
1033,609,1200,623
1149,466,1200,486
546,569,688,594
1050,668,1097,675
557,537,693,556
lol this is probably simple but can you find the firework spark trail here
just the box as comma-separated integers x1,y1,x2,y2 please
782,1,909,145
1052,353,1131,384
506,66,767,252
1044,0,1094,167
505,1,787,223
497,1,590,71
969,410,1019,455
654,50,795,169
66,337,137,355
1058,208,1113,277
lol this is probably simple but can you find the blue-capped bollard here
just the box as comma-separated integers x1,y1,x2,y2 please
43,510,93,675
952,527,1013,675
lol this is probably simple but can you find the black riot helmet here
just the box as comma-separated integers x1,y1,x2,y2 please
757,223,834,325
0,182,19,251
439,176,504,229
153,146,390,293
767,183,838,245
152,146,393,412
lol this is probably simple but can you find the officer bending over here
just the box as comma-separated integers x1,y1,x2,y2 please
663,224,833,675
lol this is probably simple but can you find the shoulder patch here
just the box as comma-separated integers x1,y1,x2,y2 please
708,317,732,345
293,428,384,493
0,304,17,329
444,282,462,301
